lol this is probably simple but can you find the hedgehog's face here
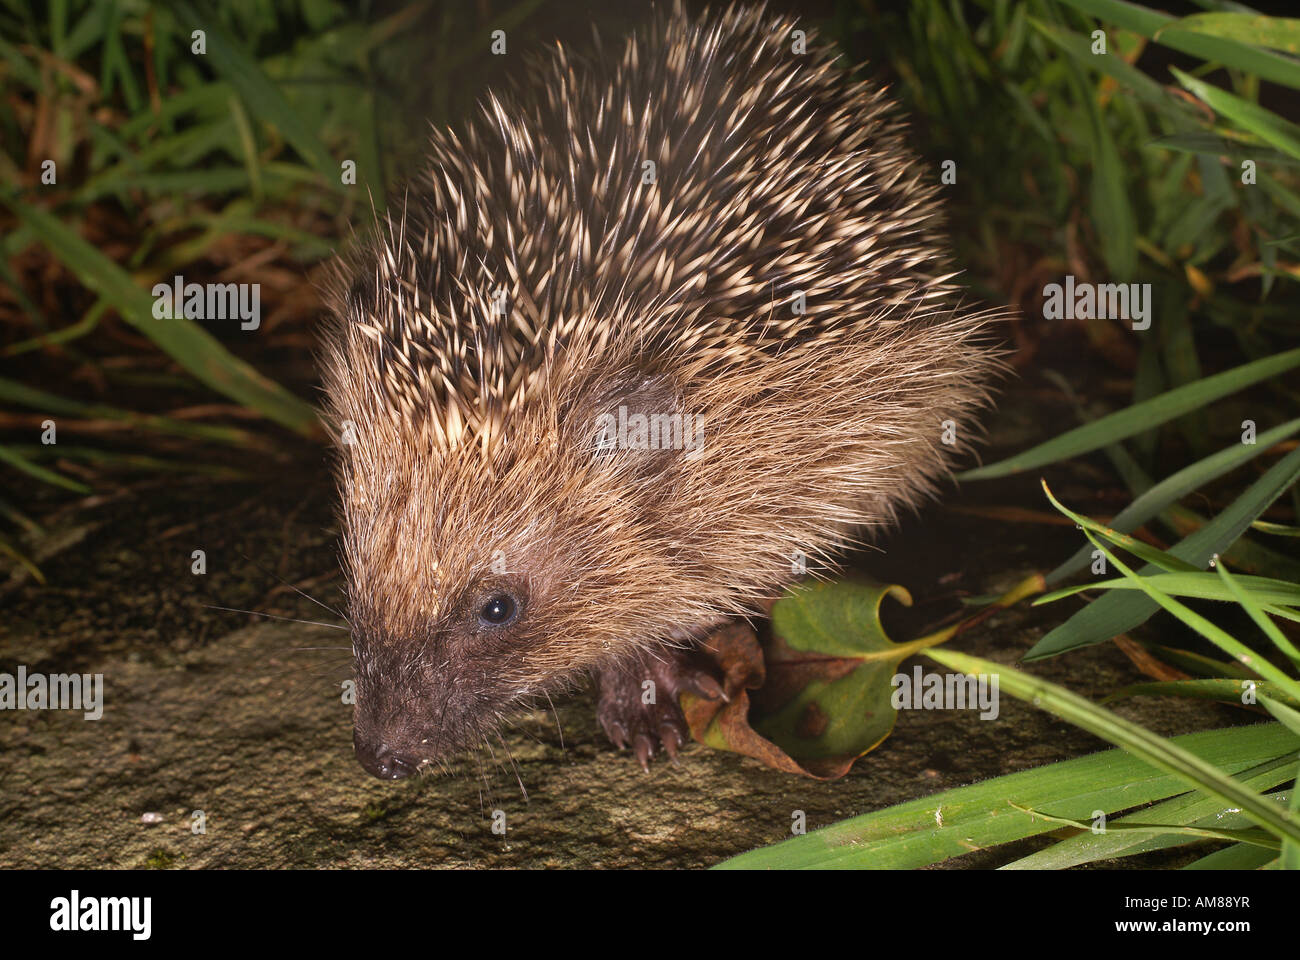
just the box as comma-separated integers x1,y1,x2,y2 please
347,557,562,780
342,369,700,779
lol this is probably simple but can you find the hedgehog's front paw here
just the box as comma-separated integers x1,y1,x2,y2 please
596,645,726,771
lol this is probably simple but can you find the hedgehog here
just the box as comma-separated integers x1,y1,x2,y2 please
320,1,1005,779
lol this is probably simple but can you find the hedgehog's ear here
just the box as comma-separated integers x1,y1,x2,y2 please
568,370,702,476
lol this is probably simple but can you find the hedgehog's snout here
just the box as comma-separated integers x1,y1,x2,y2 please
351,703,431,780
350,636,488,780
352,700,457,781
353,730,420,780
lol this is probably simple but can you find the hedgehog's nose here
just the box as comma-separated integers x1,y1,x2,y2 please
354,732,418,780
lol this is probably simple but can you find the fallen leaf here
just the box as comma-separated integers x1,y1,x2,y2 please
683,578,948,779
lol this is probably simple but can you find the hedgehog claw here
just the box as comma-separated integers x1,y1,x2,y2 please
685,671,728,704
607,721,628,750
660,725,682,763
633,734,655,772
595,643,722,770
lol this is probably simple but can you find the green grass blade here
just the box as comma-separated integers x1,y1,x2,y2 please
0,531,44,584
1070,61,1137,278
1038,571,1300,609
2,199,320,438
1166,13,1300,56
0,445,92,494
1137,641,1259,681
1040,479,1199,569
0,33,42,88
0,375,260,447
714,723,1300,869
1057,0,1300,89
1081,531,1300,698
1027,447,1300,659
169,0,336,182
227,94,263,202
1046,419,1300,583
1030,19,1172,109
1185,842,1278,869
1258,698,1300,870
1006,804,1278,849
1150,131,1300,168
1216,562,1300,668
958,349,1300,480
1106,679,1300,710
932,649,1300,845
1172,67,1300,160
1253,520,1300,537
8,445,250,479
1169,503,1300,582
1261,696,1300,738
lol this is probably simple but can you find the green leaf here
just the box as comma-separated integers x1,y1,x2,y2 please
769,579,918,659
958,350,1300,480
753,579,947,775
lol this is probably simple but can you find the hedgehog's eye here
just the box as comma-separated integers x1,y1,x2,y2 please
479,594,518,627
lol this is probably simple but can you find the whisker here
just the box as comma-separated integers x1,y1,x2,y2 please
497,732,528,803
264,658,353,687
200,603,349,631
542,688,566,756
473,752,488,815
237,551,350,625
